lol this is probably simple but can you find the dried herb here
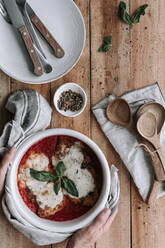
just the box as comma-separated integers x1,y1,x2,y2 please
58,89,83,112
88,191,94,197
118,2,148,26
80,197,85,205
30,169,56,182
81,162,93,169
98,36,112,53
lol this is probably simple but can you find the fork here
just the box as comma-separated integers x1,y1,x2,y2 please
0,0,52,74
0,1,10,23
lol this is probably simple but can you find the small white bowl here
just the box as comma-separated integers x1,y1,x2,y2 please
53,83,87,117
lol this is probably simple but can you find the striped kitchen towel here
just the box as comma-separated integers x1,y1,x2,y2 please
0,89,52,155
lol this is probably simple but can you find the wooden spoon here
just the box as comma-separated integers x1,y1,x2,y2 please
136,102,165,134
107,98,165,182
137,112,165,175
106,98,135,133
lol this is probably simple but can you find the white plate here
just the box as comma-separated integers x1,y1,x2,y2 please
0,0,86,84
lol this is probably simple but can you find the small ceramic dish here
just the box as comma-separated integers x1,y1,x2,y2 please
53,82,87,117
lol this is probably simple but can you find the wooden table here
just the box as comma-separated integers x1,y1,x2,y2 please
1,0,165,247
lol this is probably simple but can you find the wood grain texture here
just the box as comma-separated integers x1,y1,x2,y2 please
131,1,165,248
1,0,165,248
90,0,131,248
0,70,11,130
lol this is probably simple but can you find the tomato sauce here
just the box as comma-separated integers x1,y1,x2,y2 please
17,135,102,222
47,196,90,221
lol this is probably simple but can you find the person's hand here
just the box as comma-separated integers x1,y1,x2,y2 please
67,208,118,248
0,147,16,196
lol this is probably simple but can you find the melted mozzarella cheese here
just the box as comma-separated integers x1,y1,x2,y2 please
25,153,49,171
52,142,95,198
18,153,63,209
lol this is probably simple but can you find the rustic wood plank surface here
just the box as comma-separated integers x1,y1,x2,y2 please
90,1,131,248
130,1,165,248
1,0,165,248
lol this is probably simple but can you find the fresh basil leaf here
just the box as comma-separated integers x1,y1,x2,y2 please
98,44,110,52
104,36,112,45
131,4,148,24
55,161,66,177
30,168,56,182
114,77,118,83
81,162,88,169
98,36,112,53
118,1,132,25
62,177,79,197
54,179,61,195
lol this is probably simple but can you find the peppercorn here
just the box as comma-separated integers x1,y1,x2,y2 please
58,89,83,112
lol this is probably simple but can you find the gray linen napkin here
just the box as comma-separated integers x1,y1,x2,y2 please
0,89,52,155
92,82,165,202
1,89,120,246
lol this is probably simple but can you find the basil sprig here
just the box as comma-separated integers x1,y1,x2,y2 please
118,2,148,26
98,36,112,53
30,169,56,182
30,161,79,197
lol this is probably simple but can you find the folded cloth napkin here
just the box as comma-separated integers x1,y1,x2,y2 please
0,89,52,155
1,89,120,246
92,82,165,202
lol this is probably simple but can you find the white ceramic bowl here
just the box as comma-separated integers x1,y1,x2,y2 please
7,129,110,233
54,83,87,117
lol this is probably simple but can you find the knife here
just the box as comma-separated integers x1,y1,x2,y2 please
3,0,44,76
26,3,65,58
